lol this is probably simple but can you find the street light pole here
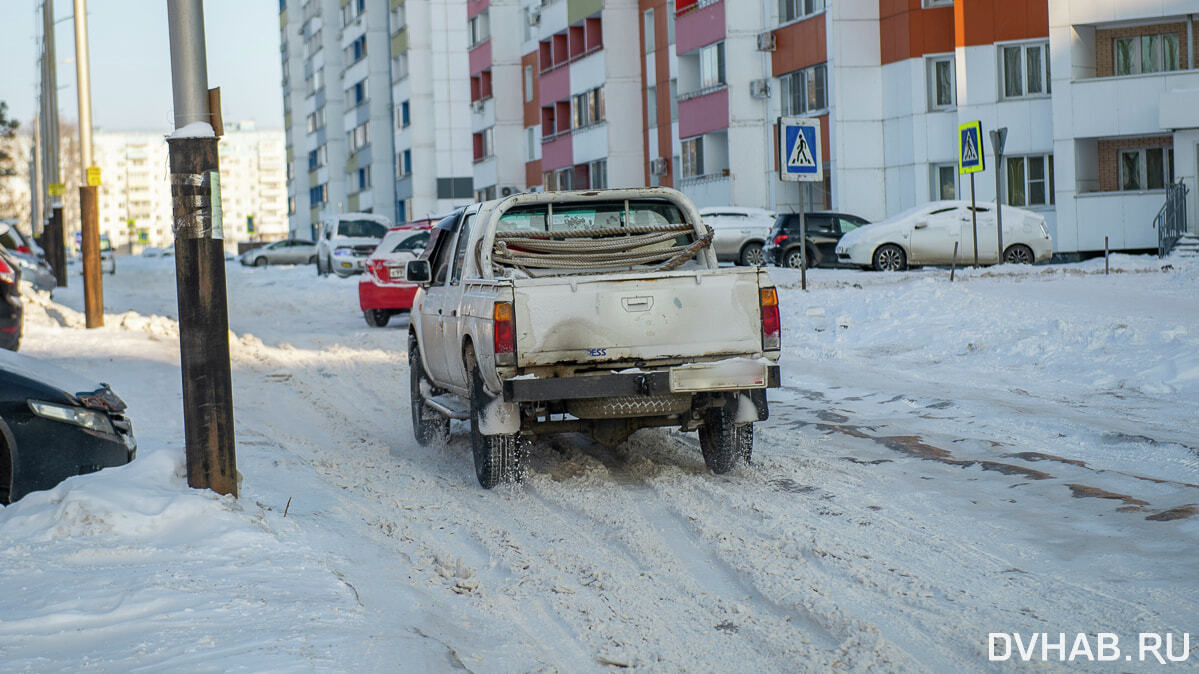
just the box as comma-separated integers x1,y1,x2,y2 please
166,0,237,497
73,0,103,328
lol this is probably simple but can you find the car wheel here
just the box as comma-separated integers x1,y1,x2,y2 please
697,393,753,474
468,357,524,489
409,334,449,447
1003,244,1035,265
784,247,811,269
254,257,268,267
363,309,390,327
872,244,907,272
308,255,317,265
739,243,765,267
317,255,328,276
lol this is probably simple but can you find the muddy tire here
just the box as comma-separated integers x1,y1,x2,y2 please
409,335,449,446
469,362,524,488
254,256,268,267
872,244,907,272
698,395,753,474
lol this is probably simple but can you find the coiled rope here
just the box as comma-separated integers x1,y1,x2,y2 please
493,223,713,272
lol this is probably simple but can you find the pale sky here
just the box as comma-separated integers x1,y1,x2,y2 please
0,1,284,133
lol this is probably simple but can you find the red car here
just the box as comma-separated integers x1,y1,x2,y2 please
358,221,433,327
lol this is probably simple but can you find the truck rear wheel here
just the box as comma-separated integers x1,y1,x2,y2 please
469,364,524,488
698,395,753,474
409,335,449,446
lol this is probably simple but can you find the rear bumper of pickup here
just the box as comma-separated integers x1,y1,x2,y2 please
503,362,781,403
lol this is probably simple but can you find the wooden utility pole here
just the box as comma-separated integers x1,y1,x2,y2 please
167,0,238,497
73,0,103,328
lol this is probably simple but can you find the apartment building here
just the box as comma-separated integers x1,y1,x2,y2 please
468,0,527,200
89,126,289,252
390,0,475,221
518,0,644,192
280,0,397,238
1051,0,1199,253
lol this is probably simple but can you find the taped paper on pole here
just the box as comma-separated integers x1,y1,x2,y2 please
779,117,823,183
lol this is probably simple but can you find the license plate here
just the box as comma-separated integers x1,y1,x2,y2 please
669,359,769,393
388,267,404,281
340,262,353,268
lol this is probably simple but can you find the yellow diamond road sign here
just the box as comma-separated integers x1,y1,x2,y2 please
86,165,102,186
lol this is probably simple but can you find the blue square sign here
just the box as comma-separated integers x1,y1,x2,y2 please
779,117,822,182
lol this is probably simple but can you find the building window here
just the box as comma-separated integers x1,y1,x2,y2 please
590,159,608,189
1001,42,1050,98
473,127,494,161
670,80,678,120
397,101,410,129
921,0,952,7
1119,147,1173,191
699,42,726,89
356,166,371,191
572,87,605,129
1006,155,1054,206
556,168,574,190
390,3,405,30
543,170,558,191
779,63,827,116
927,55,955,109
288,196,296,214
345,35,367,64
469,11,490,48
524,66,534,103
931,164,957,200
392,53,409,81
526,127,537,161
346,79,368,108
643,9,655,53
1115,33,1181,76
309,183,328,205
348,121,370,152
341,0,365,27
779,0,825,23
681,137,704,178
397,149,412,177
307,145,327,170
646,85,657,129
305,107,326,134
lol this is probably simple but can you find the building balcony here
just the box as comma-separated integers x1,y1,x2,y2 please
1074,190,1167,250
678,85,729,139
1065,70,1199,137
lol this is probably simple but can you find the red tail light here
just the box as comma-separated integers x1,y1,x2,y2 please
772,234,788,246
760,287,780,351
367,259,386,280
0,257,14,285
494,301,515,357
16,245,32,254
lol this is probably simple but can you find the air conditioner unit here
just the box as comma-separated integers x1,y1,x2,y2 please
499,185,518,197
650,157,668,176
471,99,484,112
749,79,772,99
527,9,541,26
757,32,776,52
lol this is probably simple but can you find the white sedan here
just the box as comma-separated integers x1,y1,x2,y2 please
835,200,1052,271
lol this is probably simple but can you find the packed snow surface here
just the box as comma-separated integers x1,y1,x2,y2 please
1,252,1196,671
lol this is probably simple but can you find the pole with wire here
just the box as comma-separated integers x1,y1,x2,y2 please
73,0,103,328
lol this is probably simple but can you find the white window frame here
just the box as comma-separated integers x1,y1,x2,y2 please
779,63,828,116
1000,41,1050,99
921,0,952,7
590,159,608,189
1115,33,1182,76
931,163,958,201
926,54,956,110
1119,147,1174,191
779,0,826,24
699,42,726,89
524,66,534,103
681,137,704,178
644,9,655,54
1005,154,1055,207
468,12,490,48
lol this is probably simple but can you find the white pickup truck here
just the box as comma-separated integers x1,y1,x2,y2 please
405,188,781,488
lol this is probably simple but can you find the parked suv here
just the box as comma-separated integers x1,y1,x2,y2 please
765,211,870,269
699,207,776,266
315,213,392,277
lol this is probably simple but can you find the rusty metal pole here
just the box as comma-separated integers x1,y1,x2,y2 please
73,0,103,328
167,0,237,497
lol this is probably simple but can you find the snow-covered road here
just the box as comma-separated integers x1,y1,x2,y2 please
1,254,1196,671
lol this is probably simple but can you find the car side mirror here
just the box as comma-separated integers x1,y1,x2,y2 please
405,259,431,284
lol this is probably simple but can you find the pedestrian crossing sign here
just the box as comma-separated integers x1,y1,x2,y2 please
958,121,985,174
779,117,823,182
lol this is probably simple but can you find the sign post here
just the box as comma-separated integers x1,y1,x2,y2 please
958,121,985,268
989,127,1008,263
778,116,823,291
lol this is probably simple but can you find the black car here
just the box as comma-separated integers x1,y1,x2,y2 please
0,349,136,503
765,211,870,269
0,245,22,351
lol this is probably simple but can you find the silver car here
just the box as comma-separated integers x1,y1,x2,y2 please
240,239,317,267
698,206,776,266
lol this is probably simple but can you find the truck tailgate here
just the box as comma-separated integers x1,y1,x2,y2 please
511,269,763,367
